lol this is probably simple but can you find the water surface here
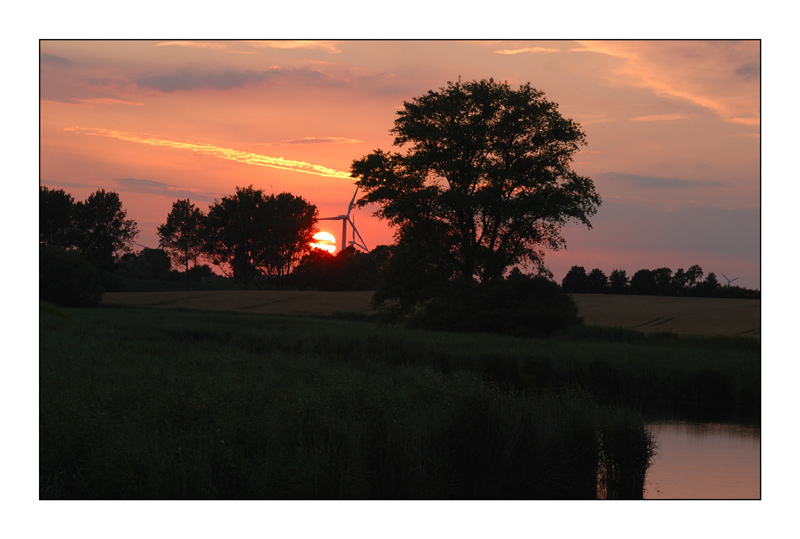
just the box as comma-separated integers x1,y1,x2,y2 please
645,422,760,499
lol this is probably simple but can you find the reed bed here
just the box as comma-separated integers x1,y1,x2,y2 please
41,305,752,499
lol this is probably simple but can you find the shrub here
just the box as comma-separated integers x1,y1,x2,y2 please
40,245,104,307
410,274,581,337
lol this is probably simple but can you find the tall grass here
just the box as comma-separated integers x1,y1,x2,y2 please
40,307,664,499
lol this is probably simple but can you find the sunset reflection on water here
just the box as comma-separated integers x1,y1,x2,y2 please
645,422,760,499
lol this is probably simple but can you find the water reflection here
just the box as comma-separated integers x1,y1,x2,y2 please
645,422,760,499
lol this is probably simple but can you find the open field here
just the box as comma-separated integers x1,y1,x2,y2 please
102,291,760,338
571,294,760,338
45,302,762,499
103,290,375,314
41,306,667,499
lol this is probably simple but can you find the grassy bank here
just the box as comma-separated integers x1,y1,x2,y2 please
40,306,672,499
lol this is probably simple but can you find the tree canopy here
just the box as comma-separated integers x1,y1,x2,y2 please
72,189,140,272
39,186,139,273
158,199,206,289
351,79,600,310
203,186,317,289
351,78,601,311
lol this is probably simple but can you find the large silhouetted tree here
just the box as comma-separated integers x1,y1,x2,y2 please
261,192,318,286
73,189,139,272
203,186,317,289
158,199,206,289
352,78,600,312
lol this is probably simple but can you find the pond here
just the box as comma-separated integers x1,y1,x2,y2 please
644,421,760,499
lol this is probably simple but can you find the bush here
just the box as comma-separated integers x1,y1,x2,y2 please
40,245,104,307
410,274,581,337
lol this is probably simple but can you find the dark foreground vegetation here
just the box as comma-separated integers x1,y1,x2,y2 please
40,305,759,499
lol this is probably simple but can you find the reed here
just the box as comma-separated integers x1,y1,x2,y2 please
40,306,665,499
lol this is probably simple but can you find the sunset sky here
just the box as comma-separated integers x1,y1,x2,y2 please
39,39,761,288
23,6,797,530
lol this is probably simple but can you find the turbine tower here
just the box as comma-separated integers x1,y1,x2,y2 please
721,273,740,287
319,186,369,253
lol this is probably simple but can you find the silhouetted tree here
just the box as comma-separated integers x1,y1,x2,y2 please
261,192,318,287
352,78,600,313
372,220,461,312
368,244,394,271
158,199,206,289
629,269,657,295
686,265,704,288
672,268,688,294
39,186,75,247
609,269,629,294
698,272,721,294
587,268,608,293
73,189,139,273
203,186,317,289
561,265,590,293
652,267,674,295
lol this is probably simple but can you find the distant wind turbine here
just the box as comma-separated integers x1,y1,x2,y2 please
319,186,369,253
722,273,740,286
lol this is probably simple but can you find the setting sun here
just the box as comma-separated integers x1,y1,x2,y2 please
310,231,336,254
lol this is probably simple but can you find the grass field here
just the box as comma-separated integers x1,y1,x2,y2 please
43,290,759,499
40,305,666,499
102,291,760,338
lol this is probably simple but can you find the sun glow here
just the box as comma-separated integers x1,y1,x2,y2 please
310,231,336,254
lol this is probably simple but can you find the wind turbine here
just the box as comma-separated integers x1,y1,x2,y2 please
722,273,740,286
319,186,369,253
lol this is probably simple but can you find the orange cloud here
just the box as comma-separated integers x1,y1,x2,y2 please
572,41,759,127
64,127,352,180
631,113,692,123
247,41,341,54
494,47,560,55
155,41,228,49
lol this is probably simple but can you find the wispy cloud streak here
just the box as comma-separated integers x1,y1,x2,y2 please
247,40,341,53
155,41,228,49
65,127,352,180
572,41,759,127
267,137,361,146
494,47,559,55
71,97,145,106
631,113,691,123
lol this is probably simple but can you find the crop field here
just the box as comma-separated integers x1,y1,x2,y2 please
103,290,375,314
102,291,760,338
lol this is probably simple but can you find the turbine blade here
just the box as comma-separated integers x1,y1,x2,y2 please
346,186,359,216
348,218,369,251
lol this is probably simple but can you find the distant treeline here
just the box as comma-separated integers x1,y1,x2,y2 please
560,265,760,299
39,185,388,305
40,185,760,307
